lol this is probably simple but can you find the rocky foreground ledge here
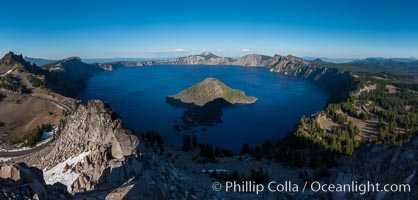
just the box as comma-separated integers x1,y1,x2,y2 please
1,100,140,197
0,100,186,199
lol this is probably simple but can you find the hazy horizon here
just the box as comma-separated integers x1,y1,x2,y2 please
18,52,418,62
18,49,418,62
1,0,418,59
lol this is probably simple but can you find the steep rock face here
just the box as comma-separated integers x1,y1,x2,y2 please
269,55,356,102
0,163,69,199
1,163,30,181
325,137,418,200
269,55,313,74
0,51,44,74
232,54,274,66
27,100,139,192
43,57,104,97
0,52,26,74
164,51,235,65
17,99,190,199
0,52,104,98
102,151,188,200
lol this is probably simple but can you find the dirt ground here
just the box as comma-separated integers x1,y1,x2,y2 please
332,109,379,140
0,94,64,143
317,114,339,131
347,116,379,140
385,85,398,94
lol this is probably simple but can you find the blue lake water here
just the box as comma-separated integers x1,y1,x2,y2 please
79,65,328,151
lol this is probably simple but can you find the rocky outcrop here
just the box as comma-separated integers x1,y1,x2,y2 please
232,54,275,67
0,163,69,199
43,57,105,97
13,99,192,199
102,152,187,200
269,55,356,102
269,55,315,74
0,52,107,97
161,51,235,65
23,100,140,193
324,136,418,200
0,52,25,74
0,51,44,75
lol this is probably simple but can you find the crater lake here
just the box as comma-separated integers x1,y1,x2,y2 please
79,65,328,151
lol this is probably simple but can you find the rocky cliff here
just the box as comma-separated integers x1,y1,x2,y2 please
0,99,190,199
0,51,44,75
0,163,70,199
232,54,275,66
269,55,356,102
11,100,192,199
325,137,418,200
43,57,105,97
161,51,235,65
0,52,105,97
22,100,140,193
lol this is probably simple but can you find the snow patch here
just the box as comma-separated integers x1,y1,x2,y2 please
0,126,57,152
0,157,11,162
44,151,91,192
0,69,13,77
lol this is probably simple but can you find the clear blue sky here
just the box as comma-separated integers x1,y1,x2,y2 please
0,0,417,59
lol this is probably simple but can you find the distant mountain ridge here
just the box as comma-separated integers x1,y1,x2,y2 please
304,56,418,63
24,56,56,66
100,51,312,69
351,57,418,63
233,54,276,66
25,53,418,68
24,56,156,65
303,57,358,63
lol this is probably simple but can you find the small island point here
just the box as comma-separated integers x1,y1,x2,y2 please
167,77,257,106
